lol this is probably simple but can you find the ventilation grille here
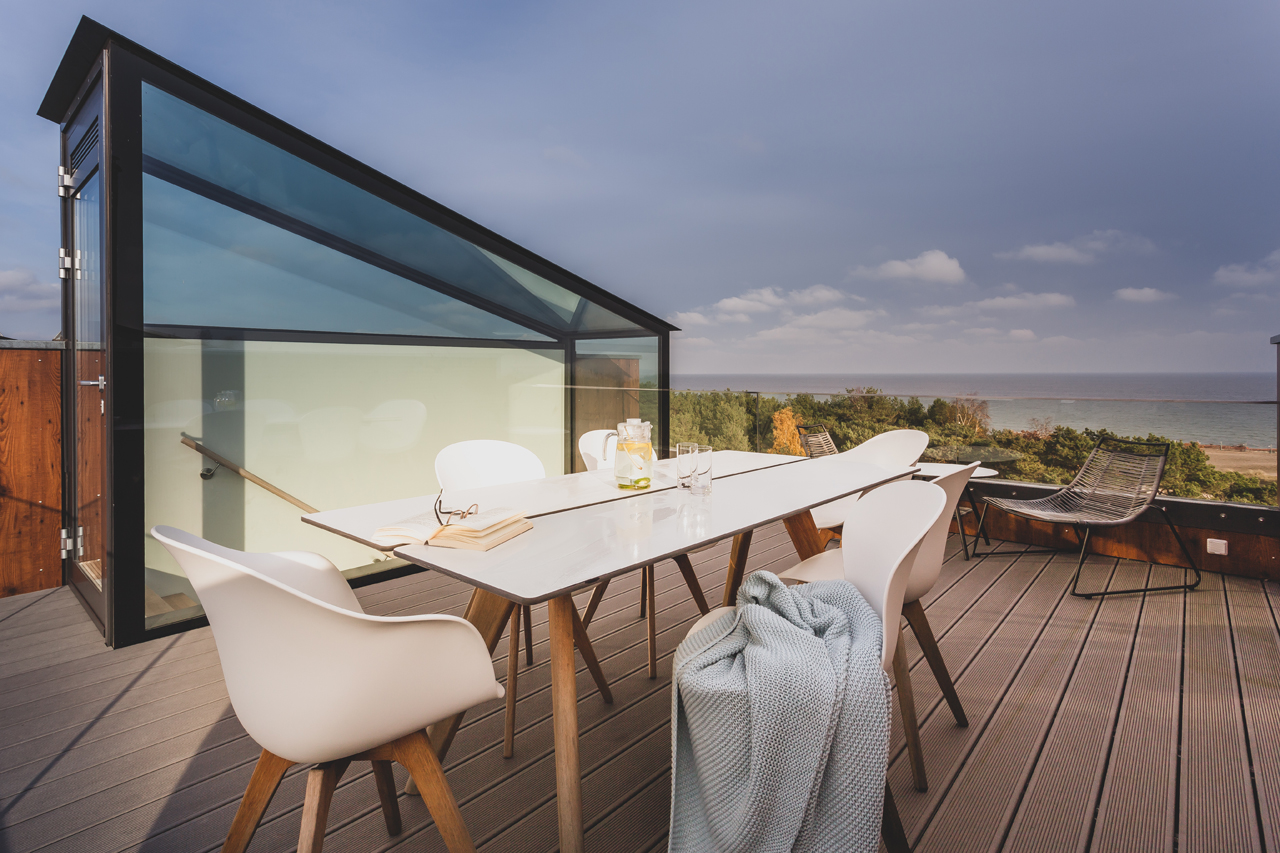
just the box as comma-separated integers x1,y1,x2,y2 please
69,118,99,174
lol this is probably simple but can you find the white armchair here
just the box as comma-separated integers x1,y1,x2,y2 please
576,428,618,471
683,480,944,851
152,526,501,853
809,429,930,535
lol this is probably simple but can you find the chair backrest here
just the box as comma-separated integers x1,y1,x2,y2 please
578,429,618,471
1057,437,1168,521
151,526,500,763
840,480,947,671
904,463,979,604
435,439,546,491
842,429,930,468
797,424,839,458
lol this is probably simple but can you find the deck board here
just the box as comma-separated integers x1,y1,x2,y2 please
0,527,1277,853
1180,572,1261,853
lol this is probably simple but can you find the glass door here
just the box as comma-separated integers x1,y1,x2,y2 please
63,79,109,633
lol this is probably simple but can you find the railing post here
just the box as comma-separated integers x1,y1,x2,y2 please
1273,333,1279,500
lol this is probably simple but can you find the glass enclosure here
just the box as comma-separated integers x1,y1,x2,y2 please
123,77,667,636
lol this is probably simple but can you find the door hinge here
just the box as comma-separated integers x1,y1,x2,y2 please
57,166,73,197
59,248,71,279
60,528,73,560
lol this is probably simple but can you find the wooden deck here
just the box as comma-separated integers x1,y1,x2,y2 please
2,526,1279,852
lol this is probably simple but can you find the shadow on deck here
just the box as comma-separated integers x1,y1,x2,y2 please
1,527,1277,852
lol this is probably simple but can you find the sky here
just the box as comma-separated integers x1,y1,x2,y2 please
1,0,1278,373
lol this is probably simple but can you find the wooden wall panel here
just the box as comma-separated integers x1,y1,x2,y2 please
0,349,62,597
962,503,1280,582
571,357,640,473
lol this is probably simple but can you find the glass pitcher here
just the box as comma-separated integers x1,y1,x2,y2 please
614,418,653,489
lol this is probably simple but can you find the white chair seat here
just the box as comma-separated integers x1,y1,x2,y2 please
687,606,734,639
776,548,843,585
811,495,857,530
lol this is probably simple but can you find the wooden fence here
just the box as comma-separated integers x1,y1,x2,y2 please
0,345,62,597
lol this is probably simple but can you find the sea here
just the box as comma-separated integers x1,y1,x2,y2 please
670,373,1278,449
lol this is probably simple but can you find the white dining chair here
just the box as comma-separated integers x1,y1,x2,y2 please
577,429,618,471
778,466,973,791
151,526,500,853
435,439,611,759
809,429,930,539
683,480,945,835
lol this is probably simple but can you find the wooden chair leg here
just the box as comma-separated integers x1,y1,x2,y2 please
370,759,402,836
638,564,648,617
223,748,294,853
646,563,658,678
569,602,613,703
902,599,967,727
522,604,534,665
298,758,350,853
882,781,911,852
393,730,477,853
504,606,520,758
673,554,710,615
892,629,928,792
581,579,609,629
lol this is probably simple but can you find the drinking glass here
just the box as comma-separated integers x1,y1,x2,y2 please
676,442,699,489
691,445,713,496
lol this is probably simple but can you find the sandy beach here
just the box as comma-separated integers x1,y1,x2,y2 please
1204,447,1277,481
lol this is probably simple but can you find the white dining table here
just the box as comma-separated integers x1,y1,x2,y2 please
304,450,916,853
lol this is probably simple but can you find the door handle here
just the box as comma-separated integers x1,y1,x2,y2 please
79,375,105,390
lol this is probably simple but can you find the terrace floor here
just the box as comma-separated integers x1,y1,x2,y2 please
2,527,1280,852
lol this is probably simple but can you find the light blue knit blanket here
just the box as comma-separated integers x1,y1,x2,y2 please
670,571,891,853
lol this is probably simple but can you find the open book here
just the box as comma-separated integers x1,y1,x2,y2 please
373,506,532,551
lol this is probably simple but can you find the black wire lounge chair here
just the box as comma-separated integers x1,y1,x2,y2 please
797,424,838,458
977,436,1201,598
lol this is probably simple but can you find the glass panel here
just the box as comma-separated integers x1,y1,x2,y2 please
73,173,108,601
572,337,660,472
142,339,566,628
142,175,548,340
142,83,646,336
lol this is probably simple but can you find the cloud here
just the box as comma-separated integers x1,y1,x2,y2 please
852,250,965,284
715,312,753,323
970,292,1074,310
676,336,714,347
1008,329,1037,342
995,229,1155,264
670,311,710,326
1114,287,1175,302
751,307,884,342
789,284,846,306
714,287,788,314
0,269,60,313
1213,249,1280,287
964,327,1002,337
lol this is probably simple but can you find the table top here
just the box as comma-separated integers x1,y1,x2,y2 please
915,462,999,479
303,449,801,551
392,454,915,605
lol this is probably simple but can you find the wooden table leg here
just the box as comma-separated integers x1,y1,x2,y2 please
783,509,825,562
548,594,586,853
721,530,755,607
425,589,515,763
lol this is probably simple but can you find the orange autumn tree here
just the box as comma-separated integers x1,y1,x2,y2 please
769,407,805,456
